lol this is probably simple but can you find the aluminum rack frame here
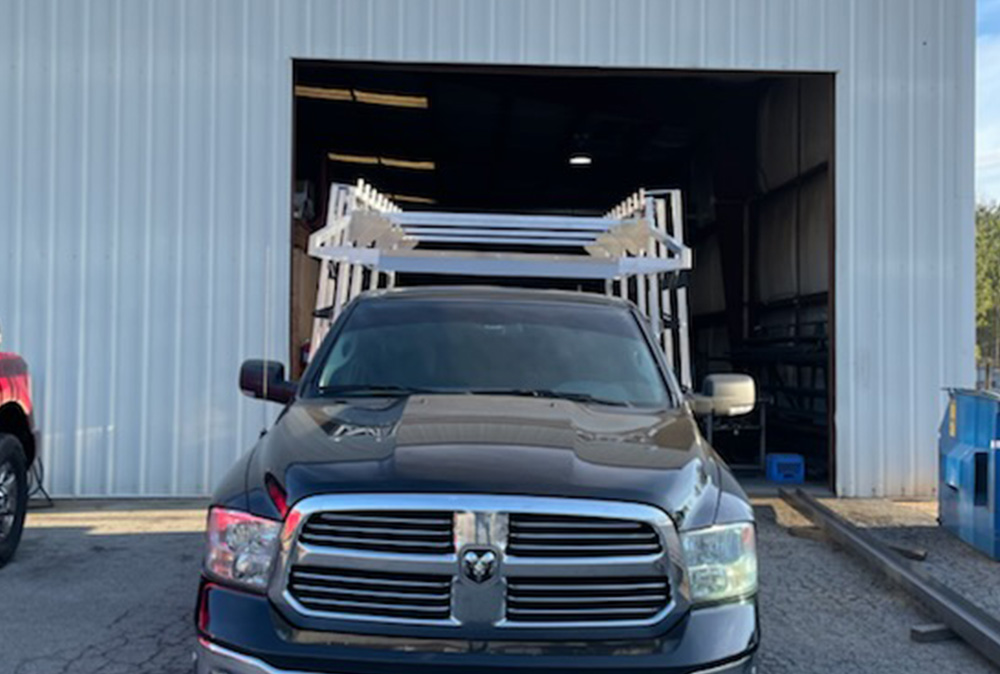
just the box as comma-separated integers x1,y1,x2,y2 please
308,179,693,388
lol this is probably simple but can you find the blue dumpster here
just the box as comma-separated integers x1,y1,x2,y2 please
939,388,1000,560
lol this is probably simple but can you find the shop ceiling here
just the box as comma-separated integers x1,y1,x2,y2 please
293,62,778,215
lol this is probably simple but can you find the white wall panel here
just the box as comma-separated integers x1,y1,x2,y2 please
0,0,975,497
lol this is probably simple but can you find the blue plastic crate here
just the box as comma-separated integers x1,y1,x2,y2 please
766,453,805,484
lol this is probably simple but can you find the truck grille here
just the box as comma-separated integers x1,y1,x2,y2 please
300,510,454,555
507,513,662,557
506,576,671,623
277,495,678,634
288,566,453,621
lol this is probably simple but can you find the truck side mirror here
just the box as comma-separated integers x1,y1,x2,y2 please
240,359,297,404
691,374,756,417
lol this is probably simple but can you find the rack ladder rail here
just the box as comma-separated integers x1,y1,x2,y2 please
308,181,402,353
308,180,693,389
604,188,692,390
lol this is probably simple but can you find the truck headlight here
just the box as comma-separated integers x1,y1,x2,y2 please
680,522,757,605
205,507,281,592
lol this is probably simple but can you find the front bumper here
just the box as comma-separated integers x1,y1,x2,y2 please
195,639,756,674
195,584,758,674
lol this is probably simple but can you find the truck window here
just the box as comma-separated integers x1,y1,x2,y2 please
312,299,672,408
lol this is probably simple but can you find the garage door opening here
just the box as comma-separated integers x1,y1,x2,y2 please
289,61,835,488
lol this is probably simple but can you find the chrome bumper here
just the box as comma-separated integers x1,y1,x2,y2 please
194,638,756,674
195,639,312,674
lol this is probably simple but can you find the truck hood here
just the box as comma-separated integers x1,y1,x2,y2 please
245,394,726,529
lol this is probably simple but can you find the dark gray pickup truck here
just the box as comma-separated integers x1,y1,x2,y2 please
195,287,759,674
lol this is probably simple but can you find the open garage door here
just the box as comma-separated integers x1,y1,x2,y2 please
289,62,834,488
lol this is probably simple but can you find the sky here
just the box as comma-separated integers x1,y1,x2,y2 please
980,0,1000,203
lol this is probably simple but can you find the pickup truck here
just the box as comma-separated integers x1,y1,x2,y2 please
195,287,759,674
0,329,37,568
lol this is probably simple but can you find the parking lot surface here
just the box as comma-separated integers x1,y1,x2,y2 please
0,498,996,673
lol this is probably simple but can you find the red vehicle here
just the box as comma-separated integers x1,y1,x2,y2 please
0,331,37,567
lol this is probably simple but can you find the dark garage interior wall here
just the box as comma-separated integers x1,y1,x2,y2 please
754,78,833,477
690,77,833,478
290,62,833,481
692,76,833,479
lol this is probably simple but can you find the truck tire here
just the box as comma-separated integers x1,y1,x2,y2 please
0,433,28,568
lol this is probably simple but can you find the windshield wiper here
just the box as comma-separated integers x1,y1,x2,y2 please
316,384,635,407
316,384,444,398
463,388,633,408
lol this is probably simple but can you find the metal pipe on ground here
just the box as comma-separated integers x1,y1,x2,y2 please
778,488,1000,667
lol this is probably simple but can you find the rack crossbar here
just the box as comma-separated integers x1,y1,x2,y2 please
311,247,688,280
390,211,624,231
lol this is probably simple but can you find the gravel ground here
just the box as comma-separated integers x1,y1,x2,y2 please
0,498,996,673
754,498,997,673
825,499,1000,619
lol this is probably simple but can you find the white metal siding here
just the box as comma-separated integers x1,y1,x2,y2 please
0,0,975,497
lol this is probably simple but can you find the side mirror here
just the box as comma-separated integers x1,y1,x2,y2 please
692,373,756,417
239,359,297,404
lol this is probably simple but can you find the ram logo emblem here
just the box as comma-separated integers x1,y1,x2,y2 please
461,549,497,583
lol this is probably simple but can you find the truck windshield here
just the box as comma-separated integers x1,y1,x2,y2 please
311,299,673,408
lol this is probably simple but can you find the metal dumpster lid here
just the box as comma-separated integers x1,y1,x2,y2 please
946,387,1000,401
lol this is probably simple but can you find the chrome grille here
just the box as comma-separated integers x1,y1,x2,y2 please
507,513,662,557
506,576,671,623
275,494,681,634
300,510,454,554
288,566,452,621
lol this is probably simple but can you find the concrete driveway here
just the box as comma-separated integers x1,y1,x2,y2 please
0,498,996,674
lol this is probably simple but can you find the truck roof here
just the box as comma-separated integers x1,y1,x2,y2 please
358,285,635,308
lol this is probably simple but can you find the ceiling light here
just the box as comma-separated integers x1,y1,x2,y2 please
294,85,352,101
390,194,437,205
328,152,379,165
295,85,428,109
327,153,436,172
353,90,429,109
569,153,593,167
380,157,436,171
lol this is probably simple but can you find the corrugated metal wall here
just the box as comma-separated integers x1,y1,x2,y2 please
0,0,975,497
